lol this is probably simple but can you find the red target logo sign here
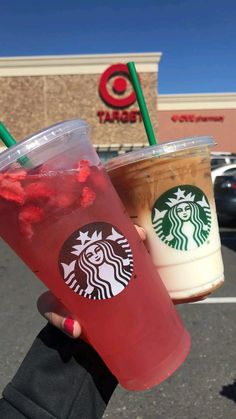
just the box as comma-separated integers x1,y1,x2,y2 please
99,63,139,108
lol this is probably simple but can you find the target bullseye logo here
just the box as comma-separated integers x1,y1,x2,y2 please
113,77,127,94
99,63,139,108
97,63,142,123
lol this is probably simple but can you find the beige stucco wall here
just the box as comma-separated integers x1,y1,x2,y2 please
0,54,160,146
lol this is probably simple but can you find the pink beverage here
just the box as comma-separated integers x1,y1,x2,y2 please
0,120,190,391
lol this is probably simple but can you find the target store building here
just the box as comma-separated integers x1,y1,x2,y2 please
0,52,235,158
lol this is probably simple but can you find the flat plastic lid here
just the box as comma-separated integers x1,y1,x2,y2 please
0,119,89,170
105,136,215,171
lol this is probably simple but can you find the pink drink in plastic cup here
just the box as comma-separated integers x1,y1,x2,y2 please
0,120,191,390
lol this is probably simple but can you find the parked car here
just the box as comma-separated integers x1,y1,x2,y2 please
214,170,236,225
211,152,236,170
211,164,236,183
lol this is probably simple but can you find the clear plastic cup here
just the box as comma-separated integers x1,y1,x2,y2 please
0,120,191,390
106,136,224,304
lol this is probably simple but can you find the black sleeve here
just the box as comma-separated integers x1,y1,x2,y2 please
0,323,118,419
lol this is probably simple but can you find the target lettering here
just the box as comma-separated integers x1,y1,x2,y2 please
97,110,142,124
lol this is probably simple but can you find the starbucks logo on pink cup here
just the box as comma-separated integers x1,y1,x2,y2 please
59,222,133,300
151,185,212,251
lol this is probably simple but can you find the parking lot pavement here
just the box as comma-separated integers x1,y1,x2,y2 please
103,230,236,419
0,228,235,419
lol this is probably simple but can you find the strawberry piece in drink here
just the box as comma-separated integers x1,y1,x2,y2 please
0,169,27,182
19,204,45,239
76,160,91,183
19,204,45,224
0,178,26,204
80,187,96,208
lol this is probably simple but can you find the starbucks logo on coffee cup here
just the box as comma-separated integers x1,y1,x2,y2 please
59,222,133,300
151,185,211,251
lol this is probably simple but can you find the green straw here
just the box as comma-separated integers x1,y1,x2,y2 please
127,61,157,146
0,121,31,167
0,121,17,148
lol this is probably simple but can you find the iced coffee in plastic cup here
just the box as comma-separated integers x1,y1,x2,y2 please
106,136,224,304
0,120,191,391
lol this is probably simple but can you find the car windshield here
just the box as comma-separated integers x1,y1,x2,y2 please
221,169,236,176
210,155,236,169
211,160,225,169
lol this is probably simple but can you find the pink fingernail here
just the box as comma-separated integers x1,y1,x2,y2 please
63,317,75,336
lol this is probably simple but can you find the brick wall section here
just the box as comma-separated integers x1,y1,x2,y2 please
0,72,158,145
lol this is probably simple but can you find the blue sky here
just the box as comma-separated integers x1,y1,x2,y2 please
0,0,236,94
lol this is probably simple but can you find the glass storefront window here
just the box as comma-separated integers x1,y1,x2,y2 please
97,151,118,163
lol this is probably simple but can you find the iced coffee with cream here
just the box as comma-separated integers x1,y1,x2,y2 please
106,136,224,303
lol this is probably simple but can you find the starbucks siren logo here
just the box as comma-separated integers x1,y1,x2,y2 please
59,222,133,300
152,185,211,251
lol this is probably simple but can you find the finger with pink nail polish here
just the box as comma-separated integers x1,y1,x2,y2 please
63,317,81,338
63,317,75,336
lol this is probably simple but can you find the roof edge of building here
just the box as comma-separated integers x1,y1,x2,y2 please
0,52,162,77
158,92,236,110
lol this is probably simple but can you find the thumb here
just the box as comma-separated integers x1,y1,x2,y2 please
37,291,82,339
